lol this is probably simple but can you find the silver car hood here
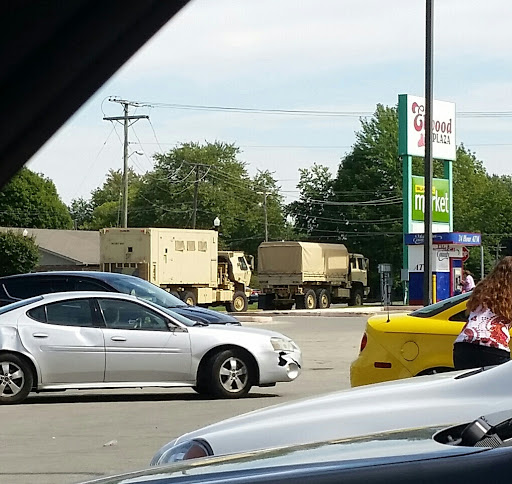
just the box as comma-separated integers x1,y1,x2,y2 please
174,362,512,455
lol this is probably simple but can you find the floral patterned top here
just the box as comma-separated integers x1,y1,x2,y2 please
455,306,511,352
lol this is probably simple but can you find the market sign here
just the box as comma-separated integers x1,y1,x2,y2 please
398,94,456,161
411,176,450,224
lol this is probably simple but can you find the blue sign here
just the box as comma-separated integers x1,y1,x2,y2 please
404,232,481,246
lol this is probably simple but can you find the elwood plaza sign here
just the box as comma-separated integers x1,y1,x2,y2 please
398,94,456,161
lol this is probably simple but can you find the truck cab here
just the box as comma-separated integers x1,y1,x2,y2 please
218,251,253,288
349,254,370,298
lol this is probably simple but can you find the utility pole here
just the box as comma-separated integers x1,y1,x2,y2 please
104,98,148,228
192,164,200,229
263,191,268,242
423,0,434,306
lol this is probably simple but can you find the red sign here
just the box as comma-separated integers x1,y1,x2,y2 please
462,246,469,262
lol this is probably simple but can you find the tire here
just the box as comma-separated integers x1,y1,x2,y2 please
207,350,253,398
170,290,180,299
304,289,317,310
317,288,331,309
191,384,208,395
227,291,248,313
0,353,33,404
349,287,364,307
181,291,196,306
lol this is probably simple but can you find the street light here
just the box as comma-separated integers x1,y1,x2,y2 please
257,191,269,242
213,217,221,231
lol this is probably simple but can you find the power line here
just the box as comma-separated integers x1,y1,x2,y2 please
132,100,512,119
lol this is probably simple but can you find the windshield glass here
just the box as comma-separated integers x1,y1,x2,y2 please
0,296,43,316
142,299,196,327
410,291,471,318
106,275,186,308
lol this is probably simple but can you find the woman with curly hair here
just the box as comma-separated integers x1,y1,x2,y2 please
453,257,512,370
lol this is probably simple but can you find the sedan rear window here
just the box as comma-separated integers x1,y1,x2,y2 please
410,292,471,318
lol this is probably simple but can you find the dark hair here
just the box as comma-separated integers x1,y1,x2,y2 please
467,256,512,320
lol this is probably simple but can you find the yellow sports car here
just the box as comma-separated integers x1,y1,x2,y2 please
350,292,476,387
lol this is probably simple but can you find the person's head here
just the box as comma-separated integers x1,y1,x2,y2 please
462,270,472,279
467,256,512,319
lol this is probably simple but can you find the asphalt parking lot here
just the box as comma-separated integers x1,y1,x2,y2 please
0,315,367,484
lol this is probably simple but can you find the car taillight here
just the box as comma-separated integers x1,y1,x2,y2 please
359,332,368,353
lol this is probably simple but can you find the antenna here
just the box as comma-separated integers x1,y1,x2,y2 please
386,283,391,323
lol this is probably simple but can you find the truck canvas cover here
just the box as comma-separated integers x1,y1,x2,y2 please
258,241,349,282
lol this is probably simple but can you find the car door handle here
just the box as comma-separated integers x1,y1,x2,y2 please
111,336,127,342
32,333,48,338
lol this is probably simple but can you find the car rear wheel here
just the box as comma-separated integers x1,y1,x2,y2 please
0,354,33,404
208,350,253,398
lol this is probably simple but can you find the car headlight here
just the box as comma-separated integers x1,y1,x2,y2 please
271,337,298,352
150,439,213,466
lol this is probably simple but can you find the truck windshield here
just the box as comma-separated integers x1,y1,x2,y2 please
106,276,187,308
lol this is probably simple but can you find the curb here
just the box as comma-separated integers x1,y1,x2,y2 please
231,306,419,320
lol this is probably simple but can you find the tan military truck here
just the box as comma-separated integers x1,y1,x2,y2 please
99,228,253,312
257,241,369,310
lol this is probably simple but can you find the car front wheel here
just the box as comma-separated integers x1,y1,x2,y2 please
208,350,253,398
0,353,33,404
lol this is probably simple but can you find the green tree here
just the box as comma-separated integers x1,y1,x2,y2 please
70,169,142,230
69,197,93,229
0,230,39,276
287,164,334,238
130,141,289,257
0,168,72,228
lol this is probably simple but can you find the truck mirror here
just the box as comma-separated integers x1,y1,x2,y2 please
247,255,255,271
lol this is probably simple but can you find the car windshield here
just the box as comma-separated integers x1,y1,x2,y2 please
141,299,197,327
0,296,43,315
410,291,471,318
105,275,187,308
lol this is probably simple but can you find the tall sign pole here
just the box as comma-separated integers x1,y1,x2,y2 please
104,98,148,227
423,0,434,306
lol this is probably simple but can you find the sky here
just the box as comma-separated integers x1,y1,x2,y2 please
27,0,512,207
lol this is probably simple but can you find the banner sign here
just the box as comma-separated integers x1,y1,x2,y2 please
398,94,456,161
404,232,481,246
411,176,450,223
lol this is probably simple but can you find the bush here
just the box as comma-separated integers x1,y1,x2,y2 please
0,231,39,276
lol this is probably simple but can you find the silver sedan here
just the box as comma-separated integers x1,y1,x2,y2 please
0,292,302,404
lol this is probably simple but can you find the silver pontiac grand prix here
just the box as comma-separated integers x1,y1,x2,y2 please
0,292,301,404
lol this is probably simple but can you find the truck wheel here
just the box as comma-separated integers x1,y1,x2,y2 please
227,291,248,312
0,353,33,404
317,289,330,309
304,289,317,310
349,287,364,306
181,291,197,306
208,350,253,398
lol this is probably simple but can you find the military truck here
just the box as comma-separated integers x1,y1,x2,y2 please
99,228,253,312
257,241,369,310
